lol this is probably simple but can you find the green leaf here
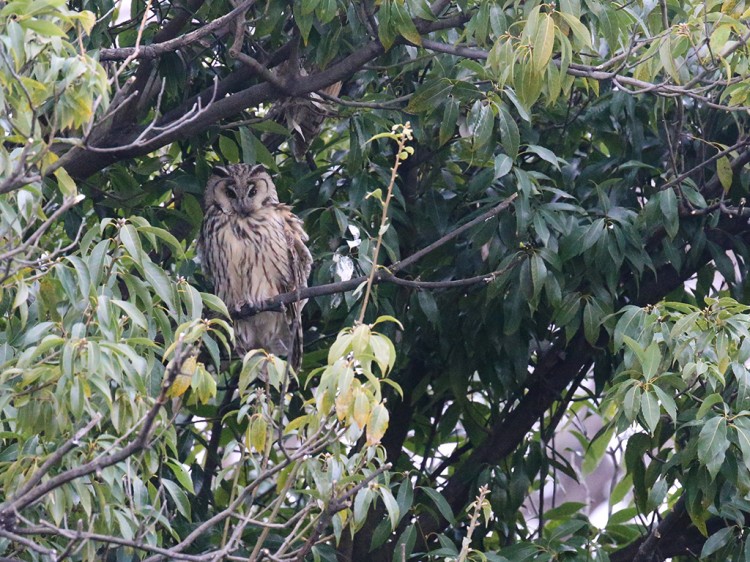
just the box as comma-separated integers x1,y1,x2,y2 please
652,385,677,422
514,60,543,110
396,479,414,523
377,0,397,51
701,527,734,557
658,35,680,82
614,306,643,350
218,135,239,162
370,518,392,552
406,79,453,113
494,153,513,179
419,486,456,525
732,417,750,471
162,479,191,519
417,291,439,327
392,0,422,45
642,342,661,379
659,188,679,238
22,18,66,37
581,425,613,476
697,393,724,420
111,299,148,330
439,97,459,146
407,0,436,21
299,0,320,15
530,253,547,300
353,489,374,526
544,501,586,519
119,224,143,267
557,11,592,49
201,292,231,318
468,100,494,148
623,384,642,422
640,391,660,434
142,260,176,311
527,144,560,170
393,523,416,562
380,487,400,529
315,0,338,23
113,510,134,540
138,226,184,259
583,298,604,345
497,105,520,159
697,416,729,478
166,459,195,494
53,167,78,197
622,335,647,368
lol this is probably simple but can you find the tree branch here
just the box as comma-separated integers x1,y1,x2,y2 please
413,221,745,543
233,193,519,319
0,338,192,517
658,136,750,193
62,6,480,181
8,413,102,509
98,0,256,61
294,463,392,562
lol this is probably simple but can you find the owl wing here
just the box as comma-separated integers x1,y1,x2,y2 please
281,207,312,370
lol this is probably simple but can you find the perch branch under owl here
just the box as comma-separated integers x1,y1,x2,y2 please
233,192,518,319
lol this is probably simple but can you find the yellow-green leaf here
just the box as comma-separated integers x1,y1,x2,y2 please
248,415,268,453
353,389,370,428
717,156,733,193
392,0,422,45
53,167,77,197
366,403,389,445
533,14,555,74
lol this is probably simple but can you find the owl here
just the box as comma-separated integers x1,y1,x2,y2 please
261,60,342,161
197,163,312,370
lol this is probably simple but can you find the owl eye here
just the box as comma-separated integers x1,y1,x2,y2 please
248,186,257,198
225,186,237,199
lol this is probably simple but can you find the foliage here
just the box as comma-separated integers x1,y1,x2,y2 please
2,0,750,560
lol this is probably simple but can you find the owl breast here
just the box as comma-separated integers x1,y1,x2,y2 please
199,207,296,356
204,208,291,309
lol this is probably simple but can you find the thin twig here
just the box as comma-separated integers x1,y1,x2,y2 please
358,124,413,323
0,337,192,516
316,91,413,109
0,195,84,263
10,414,102,507
294,463,392,562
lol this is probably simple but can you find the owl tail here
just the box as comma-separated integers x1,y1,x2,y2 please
289,311,304,372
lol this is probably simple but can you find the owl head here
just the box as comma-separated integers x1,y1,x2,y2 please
204,163,279,215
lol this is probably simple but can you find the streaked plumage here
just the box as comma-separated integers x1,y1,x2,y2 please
197,163,312,369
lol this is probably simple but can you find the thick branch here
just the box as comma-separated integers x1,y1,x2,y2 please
98,0,256,61
63,38,386,179
63,6,482,181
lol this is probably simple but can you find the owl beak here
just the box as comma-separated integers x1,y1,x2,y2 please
212,165,230,178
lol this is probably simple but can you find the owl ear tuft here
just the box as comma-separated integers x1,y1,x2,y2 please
212,165,230,178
